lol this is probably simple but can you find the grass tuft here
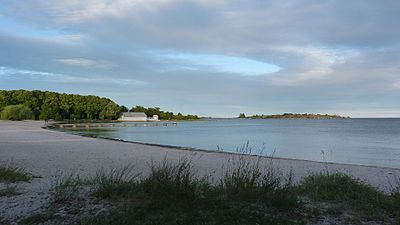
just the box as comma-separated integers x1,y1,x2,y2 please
52,172,86,203
92,165,140,198
298,171,396,220
140,158,205,203
53,166,139,202
46,155,400,224
0,165,31,182
78,157,304,225
220,154,299,209
390,176,400,223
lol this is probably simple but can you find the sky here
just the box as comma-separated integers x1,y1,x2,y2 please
0,0,400,117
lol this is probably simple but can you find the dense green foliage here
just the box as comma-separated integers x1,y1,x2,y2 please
0,90,200,121
0,90,120,121
238,113,246,118
249,113,349,119
130,105,199,120
0,105,33,121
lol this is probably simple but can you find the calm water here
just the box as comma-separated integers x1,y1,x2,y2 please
60,119,400,169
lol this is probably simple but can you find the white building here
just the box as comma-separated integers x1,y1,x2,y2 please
147,115,159,121
119,112,147,121
119,112,160,122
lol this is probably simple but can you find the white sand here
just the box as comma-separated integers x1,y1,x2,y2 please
1,120,400,223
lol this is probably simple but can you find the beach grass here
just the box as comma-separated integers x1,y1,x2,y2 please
298,171,399,221
52,165,138,203
0,165,31,182
219,154,299,210
391,176,400,224
45,158,400,224
52,172,87,204
53,157,304,225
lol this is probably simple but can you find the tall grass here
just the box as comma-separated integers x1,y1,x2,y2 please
52,172,86,203
298,171,398,221
390,176,400,223
138,158,207,204
0,165,31,182
92,165,140,198
53,165,138,202
220,148,298,209
73,156,303,225
48,152,400,224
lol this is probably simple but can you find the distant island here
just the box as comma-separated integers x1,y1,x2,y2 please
239,113,350,119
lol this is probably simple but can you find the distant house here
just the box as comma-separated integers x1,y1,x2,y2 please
119,112,160,122
119,112,147,121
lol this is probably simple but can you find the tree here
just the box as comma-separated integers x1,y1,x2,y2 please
238,113,246,118
39,92,60,120
130,105,199,120
0,90,200,121
0,91,6,112
100,102,120,120
1,105,33,121
119,105,129,113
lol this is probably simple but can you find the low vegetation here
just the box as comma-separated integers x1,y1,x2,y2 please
0,89,200,121
129,105,199,120
5,159,397,224
0,90,121,121
52,158,304,225
0,165,31,182
243,113,349,119
46,159,400,225
298,171,400,222
0,104,33,121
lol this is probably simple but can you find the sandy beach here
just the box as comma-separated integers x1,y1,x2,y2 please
1,120,400,223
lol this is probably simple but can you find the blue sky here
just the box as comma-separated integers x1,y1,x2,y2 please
1,0,400,117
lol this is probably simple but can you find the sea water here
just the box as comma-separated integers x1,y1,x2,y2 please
60,118,400,169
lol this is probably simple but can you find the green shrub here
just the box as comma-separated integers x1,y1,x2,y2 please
219,157,299,209
298,172,392,219
0,104,33,121
74,158,304,225
0,165,31,182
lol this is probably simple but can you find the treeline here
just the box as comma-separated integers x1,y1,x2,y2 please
245,113,350,119
0,90,200,121
0,90,122,121
129,106,199,120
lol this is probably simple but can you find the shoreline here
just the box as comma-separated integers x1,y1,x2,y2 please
1,120,400,222
0,120,398,190
56,127,400,171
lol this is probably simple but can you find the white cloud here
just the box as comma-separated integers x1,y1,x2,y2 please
55,58,115,68
2,0,400,116
0,66,146,85
16,0,176,24
268,45,361,86
150,50,281,76
393,81,400,89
